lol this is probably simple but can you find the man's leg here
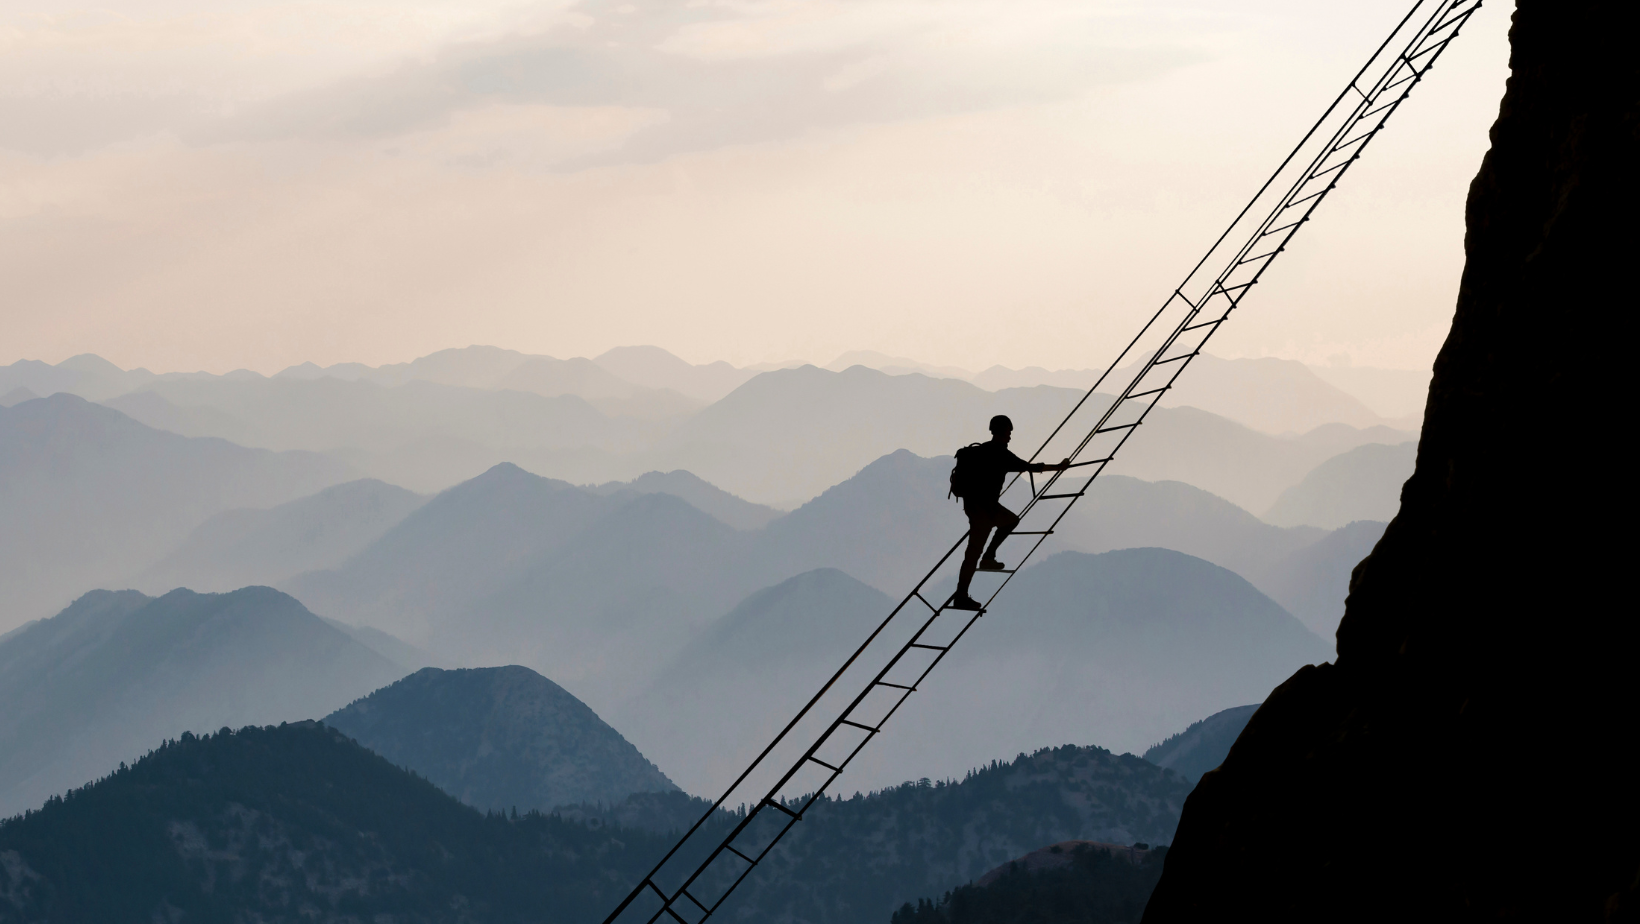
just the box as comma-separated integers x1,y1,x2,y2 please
980,505,1019,565
955,507,993,601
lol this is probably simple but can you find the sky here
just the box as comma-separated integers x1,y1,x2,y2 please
0,0,1512,375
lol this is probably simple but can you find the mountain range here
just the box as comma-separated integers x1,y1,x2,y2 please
635,364,1411,509
0,586,404,819
0,394,355,627
1263,441,1417,529
617,548,1327,796
134,478,427,594
838,549,1328,792
0,722,1189,924
2,349,1417,510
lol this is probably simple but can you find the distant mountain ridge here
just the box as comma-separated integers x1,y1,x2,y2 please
1263,441,1416,529
134,478,427,594
590,469,782,529
0,586,403,818
1143,704,1260,783
325,666,677,814
867,549,1326,788
3,349,1414,508
276,451,1357,789
0,394,355,628
619,547,1328,795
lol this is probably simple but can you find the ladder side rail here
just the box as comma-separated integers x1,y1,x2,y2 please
1012,0,1477,495
1209,0,1480,283
1009,1,1485,542
1003,0,1456,485
1158,0,1434,311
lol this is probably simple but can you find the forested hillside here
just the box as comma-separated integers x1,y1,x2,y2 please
325,665,677,813
0,724,1185,924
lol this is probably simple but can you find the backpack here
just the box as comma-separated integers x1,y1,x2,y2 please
948,443,985,501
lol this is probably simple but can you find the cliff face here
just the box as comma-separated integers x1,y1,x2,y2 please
1143,2,1638,921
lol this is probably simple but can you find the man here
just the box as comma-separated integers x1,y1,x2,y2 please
950,415,1070,611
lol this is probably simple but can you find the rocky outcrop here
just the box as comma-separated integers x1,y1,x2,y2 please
1143,2,1638,921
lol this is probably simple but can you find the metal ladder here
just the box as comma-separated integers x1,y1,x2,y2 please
603,2,1484,920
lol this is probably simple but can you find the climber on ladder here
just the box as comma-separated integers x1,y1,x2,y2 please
949,415,1071,610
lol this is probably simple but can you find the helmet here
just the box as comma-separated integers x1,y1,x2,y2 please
989,414,1013,434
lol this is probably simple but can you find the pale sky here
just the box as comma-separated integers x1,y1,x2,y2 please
0,0,1512,375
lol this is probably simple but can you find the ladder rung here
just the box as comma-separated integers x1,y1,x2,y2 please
1038,493,1082,500
663,907,688,924
1408,37,1447,65
726,844,755,864
681,890,710,914
644,879,668,899
1183,317,1225,333
909,643,949,651
762,798,802,820
1430,6,1473,35
874,681,916,691
1362,98,1397,121
976,569,1016,574
1334,128,1374,151
1283,187,1328,211
1236,248,1281,266
1335,128,1376,152
1152,352,1195,365
1065,457,1109,468
1308,157,1352,181
807,755,842,772
1383,69,1418,95
913,592,938,613
839,718,879,733
1124,386,1167,400
1260,218,1304,238
1095,422,1140,433
1012,530,1053,535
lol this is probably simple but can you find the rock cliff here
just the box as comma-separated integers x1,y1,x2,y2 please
1142,1,1638,920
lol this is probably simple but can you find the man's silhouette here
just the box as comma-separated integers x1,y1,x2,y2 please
950,415,1070,611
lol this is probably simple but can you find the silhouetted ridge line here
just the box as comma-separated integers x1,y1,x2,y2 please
602,4,1483,922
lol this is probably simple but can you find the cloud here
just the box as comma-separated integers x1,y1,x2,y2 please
2,0,1205,165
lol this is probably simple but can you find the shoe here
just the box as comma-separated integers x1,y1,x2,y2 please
977,558,1006,571
948,594,983,611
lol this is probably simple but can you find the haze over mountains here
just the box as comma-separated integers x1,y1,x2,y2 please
616,549,1325,795
134,479,427,594
849,549,1326,791
0,339,1414,835
0,394,355,627
0,586,404,818
1,346,1420,504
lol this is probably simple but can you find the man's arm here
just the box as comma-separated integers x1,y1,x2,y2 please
1005,449,1072,474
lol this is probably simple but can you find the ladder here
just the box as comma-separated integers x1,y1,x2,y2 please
604,2,1483,921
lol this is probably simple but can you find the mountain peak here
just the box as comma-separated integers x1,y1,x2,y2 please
325,664,676,812
55,353,127,375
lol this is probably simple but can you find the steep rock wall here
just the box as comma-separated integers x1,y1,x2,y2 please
1143,1,1638,920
